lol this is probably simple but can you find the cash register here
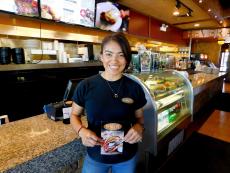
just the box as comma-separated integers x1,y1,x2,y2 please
43,78,82,121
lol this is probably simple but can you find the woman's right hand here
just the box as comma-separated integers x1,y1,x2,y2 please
79,128,102,147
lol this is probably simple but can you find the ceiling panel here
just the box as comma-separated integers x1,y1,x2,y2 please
118,0,225,30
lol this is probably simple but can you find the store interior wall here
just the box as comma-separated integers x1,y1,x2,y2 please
191,40,221,65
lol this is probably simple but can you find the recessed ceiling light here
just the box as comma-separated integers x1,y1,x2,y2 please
199,0,203,3
215,15,217,18
194,23,200,27
208,8,211,12
173,11,180,16
220,21,223,24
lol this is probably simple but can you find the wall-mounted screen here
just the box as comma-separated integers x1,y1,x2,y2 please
0,0,39,17
95,1,130,32
40,0,95,27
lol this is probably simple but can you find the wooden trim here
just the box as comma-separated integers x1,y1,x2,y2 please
0,24,101,43
173,19,214,26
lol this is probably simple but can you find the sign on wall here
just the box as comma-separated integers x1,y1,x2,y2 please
0,0,39,17
40,0,95,27
183,28,230,39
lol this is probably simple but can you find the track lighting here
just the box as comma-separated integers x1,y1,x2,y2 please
186,9,192,17
173,0,193,17
176,0,181,9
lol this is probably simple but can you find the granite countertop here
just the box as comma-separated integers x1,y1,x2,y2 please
0,114,86,172
189,72,226,95
189,72,226,89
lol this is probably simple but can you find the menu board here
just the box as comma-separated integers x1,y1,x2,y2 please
40,0,95,27
95,0,130,32
0,0,39,17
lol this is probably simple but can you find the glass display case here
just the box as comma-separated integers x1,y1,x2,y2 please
126,70,193,159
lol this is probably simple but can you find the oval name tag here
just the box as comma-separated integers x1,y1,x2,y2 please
104,123,122,131
121,97,134,104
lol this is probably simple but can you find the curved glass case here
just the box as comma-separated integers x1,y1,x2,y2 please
126,70,193,156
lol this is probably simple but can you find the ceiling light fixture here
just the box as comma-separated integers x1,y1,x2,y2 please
199,0,203,3
173,0,193,17
173,0,181,16
173,10,180,16
186,9,192,17
218,39,225,45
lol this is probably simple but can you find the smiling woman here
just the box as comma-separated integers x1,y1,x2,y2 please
70,32,147,173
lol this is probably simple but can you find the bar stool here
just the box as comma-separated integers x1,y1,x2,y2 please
0,115,9,125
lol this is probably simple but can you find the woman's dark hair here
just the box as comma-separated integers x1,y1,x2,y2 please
101,32,131,69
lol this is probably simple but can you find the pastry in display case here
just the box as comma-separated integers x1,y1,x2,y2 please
125,70,193,170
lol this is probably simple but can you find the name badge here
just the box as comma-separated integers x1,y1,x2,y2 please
121,97,134,104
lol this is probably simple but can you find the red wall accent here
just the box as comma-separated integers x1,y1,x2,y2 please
128,10,149,37
149,18,186,45
128,10,186,45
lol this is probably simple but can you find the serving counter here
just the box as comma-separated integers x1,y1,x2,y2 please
134,71,226,172
0,114,86,173
189,72,226,116
0,72,226,173
189,72,226,95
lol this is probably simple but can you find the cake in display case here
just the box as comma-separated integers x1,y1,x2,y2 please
126,70,193,161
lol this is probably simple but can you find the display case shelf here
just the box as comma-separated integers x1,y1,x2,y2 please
158,112,188,134
157,112,190,140
156,89,184,110
154,87,184,100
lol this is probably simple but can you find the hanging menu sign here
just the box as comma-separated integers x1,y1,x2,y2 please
40,0,95,27
0,0,39,17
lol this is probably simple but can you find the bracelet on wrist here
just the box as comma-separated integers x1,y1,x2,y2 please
77,125,85,135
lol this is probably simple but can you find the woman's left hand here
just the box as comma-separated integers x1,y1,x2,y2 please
124,123,144,144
